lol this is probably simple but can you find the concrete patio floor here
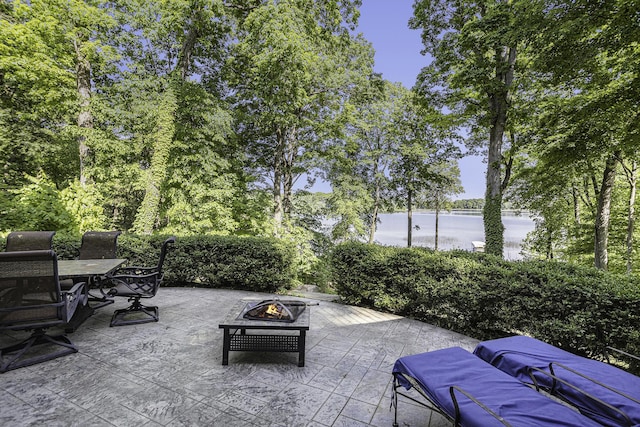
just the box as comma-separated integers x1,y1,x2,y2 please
1,287,479,426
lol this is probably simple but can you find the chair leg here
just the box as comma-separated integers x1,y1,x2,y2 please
110,298,159,327
0,329,77,373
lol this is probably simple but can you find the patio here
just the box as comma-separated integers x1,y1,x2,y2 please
0,287,479,426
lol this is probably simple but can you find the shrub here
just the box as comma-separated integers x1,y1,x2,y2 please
162,235,296,292
1,232,297,293
331,242,640,363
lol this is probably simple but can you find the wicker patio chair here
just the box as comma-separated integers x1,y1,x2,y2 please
108,236,175,327
0,250,89,373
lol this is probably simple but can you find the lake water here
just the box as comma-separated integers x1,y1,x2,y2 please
373,211,536,260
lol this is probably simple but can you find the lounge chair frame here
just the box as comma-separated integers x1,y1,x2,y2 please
528,366,633,427
391,346,601,427
474,335,640,427
392,373,512,427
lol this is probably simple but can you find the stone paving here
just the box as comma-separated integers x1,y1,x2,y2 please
0,287,479,426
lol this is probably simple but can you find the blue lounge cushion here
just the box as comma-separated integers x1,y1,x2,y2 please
474,335,640,427
393,346,602,426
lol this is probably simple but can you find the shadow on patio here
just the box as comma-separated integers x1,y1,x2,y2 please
0,287,478,426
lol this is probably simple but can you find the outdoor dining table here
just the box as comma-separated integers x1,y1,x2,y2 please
53,258,126,330
58,258,127,309
58,258,127,279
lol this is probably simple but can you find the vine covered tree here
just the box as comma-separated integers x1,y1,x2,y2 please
411,0,521,257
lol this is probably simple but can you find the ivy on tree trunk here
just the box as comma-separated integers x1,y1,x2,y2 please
133,87,177,235
75,41,93,187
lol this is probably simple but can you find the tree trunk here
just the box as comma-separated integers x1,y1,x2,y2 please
133,88,177,235
483,45,516,258
624,160,637,274
369,180,380,244
369,155,381,244
434,193,440,251
282,127,297,219
546,228,553,260
594,153,619,270
75,39,93,186
571,183,581,224
177,13,199,81
273,128,285,231
407,188,413,248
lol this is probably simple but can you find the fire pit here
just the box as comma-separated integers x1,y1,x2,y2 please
219,298,311,366
241,299,306,322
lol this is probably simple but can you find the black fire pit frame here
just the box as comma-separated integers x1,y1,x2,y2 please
218,299,310,367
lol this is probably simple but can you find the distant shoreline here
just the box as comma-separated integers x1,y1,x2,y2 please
385,209,533,217
372,211,536,260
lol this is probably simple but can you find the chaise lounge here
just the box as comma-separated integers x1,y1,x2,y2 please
473,335,640,427
392,346,602,426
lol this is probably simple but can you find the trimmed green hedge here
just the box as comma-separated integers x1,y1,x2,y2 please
2,233,297,293
331,242,640,364
155,235,296,292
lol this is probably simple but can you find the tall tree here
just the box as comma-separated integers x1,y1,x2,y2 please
228,0,365,233
620,159,637,274
329,76,401,243
389,92,460,247
516,0,640,270
104,0,238,234
21,0,115,186
0,0,110,189
411,0,520,257
425,161,463,250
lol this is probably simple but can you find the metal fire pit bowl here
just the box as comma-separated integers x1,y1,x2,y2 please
240,299,307,323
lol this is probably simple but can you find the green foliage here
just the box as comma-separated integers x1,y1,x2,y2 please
5,0,639,279
324,77,397,242
150,235,297,292
132,86,177,235
331,242,640,359
28,233,298,293
451,199,484,210
59,180,108,233
2,173,75,232
162,81,240,235
498,0,640,270
229,0,371,229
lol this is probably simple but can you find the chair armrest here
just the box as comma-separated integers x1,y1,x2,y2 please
449,386,512,427
112,266,157,276
606,346,640,363
108,272,161,297
527,366,632,426
550,362,640,405
110,271,159,281
65,281,86,296
61,281,88,322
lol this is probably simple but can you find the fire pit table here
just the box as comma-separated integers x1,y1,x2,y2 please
218,298,310,367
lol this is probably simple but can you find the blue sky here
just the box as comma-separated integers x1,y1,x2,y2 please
356,0,486,200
